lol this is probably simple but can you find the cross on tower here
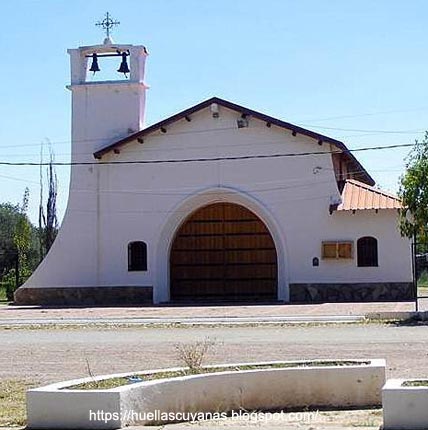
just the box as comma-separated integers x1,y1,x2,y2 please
96,12,120,38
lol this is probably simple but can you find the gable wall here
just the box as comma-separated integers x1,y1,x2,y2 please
21,105,412,302
98,107,410,300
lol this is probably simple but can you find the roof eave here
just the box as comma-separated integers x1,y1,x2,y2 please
337,207,401,212
92,96,375,186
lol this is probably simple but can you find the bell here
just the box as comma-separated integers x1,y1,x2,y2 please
117,52,130,75
89,53,100,73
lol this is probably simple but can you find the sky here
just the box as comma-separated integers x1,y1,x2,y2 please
0,0,427,224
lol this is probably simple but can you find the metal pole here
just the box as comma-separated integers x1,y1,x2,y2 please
414,230,418,312
15,253,19,290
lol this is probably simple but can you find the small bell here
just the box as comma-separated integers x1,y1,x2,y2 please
117,52,130,76
89,53,100,73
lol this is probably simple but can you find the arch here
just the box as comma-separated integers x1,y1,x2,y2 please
128,241,148,271
154,186,289,303
170,202,277,301
357,236,378,267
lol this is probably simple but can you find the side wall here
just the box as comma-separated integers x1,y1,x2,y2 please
290,210,413,302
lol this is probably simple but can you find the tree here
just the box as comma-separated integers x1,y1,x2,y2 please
398,132,428,244
0,203,21,274
14,189,32,272
0,189,40,300
38,140,58,258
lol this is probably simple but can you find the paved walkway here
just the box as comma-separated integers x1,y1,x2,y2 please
0,314,366,326
0,300,424,326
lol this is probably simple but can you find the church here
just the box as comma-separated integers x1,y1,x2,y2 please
14,34,413,305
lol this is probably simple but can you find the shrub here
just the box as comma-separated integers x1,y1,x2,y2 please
174,337,218,372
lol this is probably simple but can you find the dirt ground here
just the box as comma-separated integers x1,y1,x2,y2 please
1,322,426,429
1,323,427,382
137,409,383,429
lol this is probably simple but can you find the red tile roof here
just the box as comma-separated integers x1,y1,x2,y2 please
337,179,401,211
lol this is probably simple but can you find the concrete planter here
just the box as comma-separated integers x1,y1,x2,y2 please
27,359,385,429
383,378,428,429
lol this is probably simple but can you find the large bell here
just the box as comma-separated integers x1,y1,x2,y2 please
117,52,130,75
89,53,100,73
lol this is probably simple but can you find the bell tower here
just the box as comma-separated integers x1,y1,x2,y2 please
67,13,149,162
13,16,151,303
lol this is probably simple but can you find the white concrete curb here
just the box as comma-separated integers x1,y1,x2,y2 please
0,315,365,326
27,359,386,429
383,378,428,429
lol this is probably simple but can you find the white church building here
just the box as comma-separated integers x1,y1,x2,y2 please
15,37,414,305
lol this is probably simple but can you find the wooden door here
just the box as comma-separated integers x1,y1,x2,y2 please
170,203,277,301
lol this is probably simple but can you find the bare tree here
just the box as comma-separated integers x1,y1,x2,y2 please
39,140,58,258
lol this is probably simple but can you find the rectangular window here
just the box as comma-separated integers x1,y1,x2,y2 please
322,242,338,259
338,242,353,259
322,241,353,259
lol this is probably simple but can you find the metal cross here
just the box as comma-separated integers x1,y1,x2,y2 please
96,12,120,38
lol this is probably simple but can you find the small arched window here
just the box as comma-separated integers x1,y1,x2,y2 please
357,237,378,267
128,241,147,271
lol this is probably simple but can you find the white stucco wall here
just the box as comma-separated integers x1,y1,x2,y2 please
22,103,412,303
18,41,412,303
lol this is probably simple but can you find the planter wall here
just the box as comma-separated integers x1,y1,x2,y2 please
27,359,385,429
383,378,428,430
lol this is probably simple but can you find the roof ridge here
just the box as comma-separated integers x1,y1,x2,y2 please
92,97,375,186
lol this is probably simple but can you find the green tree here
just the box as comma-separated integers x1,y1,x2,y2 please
0,189,40,300
14,189,32,279
398,132,428,244
0,203,20,272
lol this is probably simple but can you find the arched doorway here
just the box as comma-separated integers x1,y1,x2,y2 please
170,202,278,301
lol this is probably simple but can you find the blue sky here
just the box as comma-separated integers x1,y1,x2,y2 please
1,0,427,223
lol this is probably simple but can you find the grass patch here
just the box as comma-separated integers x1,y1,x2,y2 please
67,360,370,391
0,286,8,302
402,380,428,387
0,379,37,427
418,270,428,296
418,269,428,286
418,286,428,296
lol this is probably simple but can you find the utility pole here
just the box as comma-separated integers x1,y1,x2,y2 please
414,230,418,312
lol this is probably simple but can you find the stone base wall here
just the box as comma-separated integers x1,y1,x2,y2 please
290,282,414,303
14,286,153,306
14,283,414,306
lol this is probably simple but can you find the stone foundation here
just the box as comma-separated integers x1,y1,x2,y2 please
14,283,414,306
14,286,153,306
290,282,414,303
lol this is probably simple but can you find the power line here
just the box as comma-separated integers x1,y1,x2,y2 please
64,193,347,216
0,142,416,167
54,163,404,196
0,126,239,149
295,125,425,134
0,166,402,215
1,129,424,157
0,122,426,150
0,174,40,185
0,166,405,196
298,106,428,123
70,176,343,196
